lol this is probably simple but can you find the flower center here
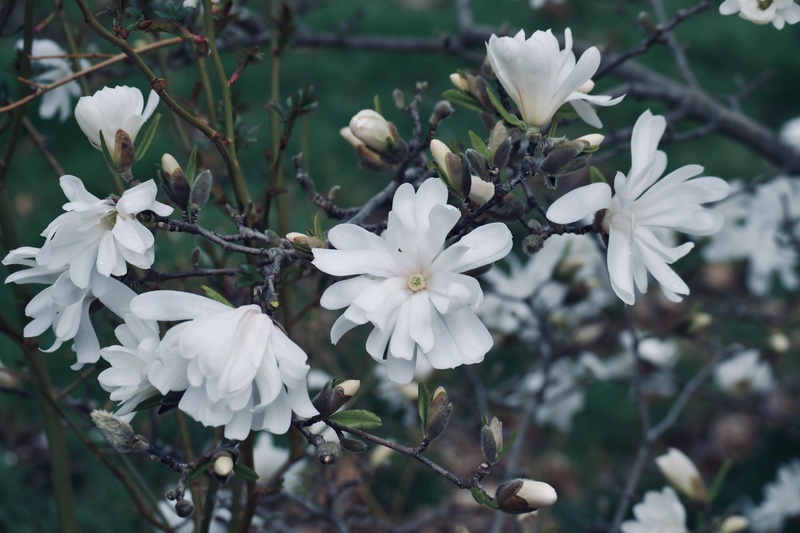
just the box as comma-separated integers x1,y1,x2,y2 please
407,273,426,292
106,212,118,226
758,0,772,9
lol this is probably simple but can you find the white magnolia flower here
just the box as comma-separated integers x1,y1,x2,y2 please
547,110,731,305
75,85,159,156
512,358,589,432
485,29,624,129
621,486,687,533
16,39,85,122
131,291,317,439
348,109,398,153
3,246,136,367
656,448,708,502
720,0,800,29
780,116,800,151
312,178,513,383
98,314,160,418
703,177,800,296
36,176,173,289
750,459,800,532
714,349,775,396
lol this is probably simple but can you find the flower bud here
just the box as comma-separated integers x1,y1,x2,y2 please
480,416,503,464
429,100,454,126
429,139,463,190
469,177,495,206
655,448,708,502
317,441,342,464
160,153,190,210
424,386,452,441
392,89,405,109
489,121,509,158
189,169,213,211
575,134,605,151
719,515,749,533
340,127,391,170
450,72,470,92
211,451,235,481
769,332,790,353
495,479,557,514
114,129,136,174
175,498,194,518
90,410,150,454
286,232,325,252
312,379,361,417
349,109,398,153
522,233,545,255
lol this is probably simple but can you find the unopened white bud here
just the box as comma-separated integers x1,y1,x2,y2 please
655,448,708,502
450,73,470,92
337,379,361,398
212,453,234,477
161,153,182,176
469,176,495,205
719,515,749,533
576,133,605,150
430,139,452,179
339,126,363,148
496,479,557,514
769,332,790,353
349,110,397,153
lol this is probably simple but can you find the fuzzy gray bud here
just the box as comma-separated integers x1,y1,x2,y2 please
480,417,503,464
90,410,150,454
317,441,342,464
160,153,191,211
114,129,136,174
189,169,213,211
430,100,454,126
175,499,194,518
424,387,453,441
522,233,545,255
312,379,361,417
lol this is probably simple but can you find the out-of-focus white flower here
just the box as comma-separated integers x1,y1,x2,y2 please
3,246,136,367
621,486,687,533
547,110,730,305
485,29,623,130
75,85,159,159
131,291,317,439
348,109,398,153
16,39,85,122
720,516,749,533
703,177,800,296
511,358,589,432
98,314,160,419
719,0,800,29
714,349,775,396
749,459,800,532
530,0,566,9
655,448,708,502
36,176,172,289
312,178,512,383
779,116,800,151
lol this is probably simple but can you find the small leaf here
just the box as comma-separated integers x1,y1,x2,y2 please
470,487,499,509
232,463,260,482
417,382,431,430
202,285,233,307
133,393,164,412
373,94,382,115
328,409,382,429
468,130,491,161
135,113,161,161
441,89,482,111
589,165,607,184
187,459,211,482
495,428,519,462
313,211,324,241
98,130,120,172
485,86,528,130
185,146,198,186
708,458,734,503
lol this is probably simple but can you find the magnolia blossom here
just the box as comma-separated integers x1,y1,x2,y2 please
511,358,590,432
348,109,397,153
750,459,800,532
656,448,708,502
547,110,730,305
621,487,687,533
98,314,160,418
3,246,136,367
36,176,172,289
714,350,775,396
780,116,800,151
17,39,85,122
719,0,800,29
75,85,159,157
312,178,512,383
131,291,317,439
704,177,800,296
485,29,623,129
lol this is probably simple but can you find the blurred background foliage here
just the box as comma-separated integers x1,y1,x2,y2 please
1,0,799,531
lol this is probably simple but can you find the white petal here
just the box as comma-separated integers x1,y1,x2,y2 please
546,182,612,224
131,290,231,321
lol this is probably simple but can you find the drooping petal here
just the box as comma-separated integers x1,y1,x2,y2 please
547,182,613,224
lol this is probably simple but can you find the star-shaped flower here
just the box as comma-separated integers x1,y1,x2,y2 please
312,178,513,383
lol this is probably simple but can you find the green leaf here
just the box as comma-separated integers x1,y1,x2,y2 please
495,428,519,462
185,146,198,186
313,211,324,241
470,487,500,509
708,458,733,502
441,89,482,111
468,130,491,160
589,165,607,184
98,130,120,172
373,94,382,115
232,463,260,482
485,85,528,130
329,409,382,429
187,459,211,482
417,382,431,430
201,285,233,307
132,393,164,412
135,113,161,161
235,263,264,289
